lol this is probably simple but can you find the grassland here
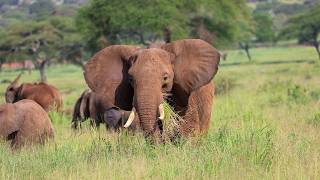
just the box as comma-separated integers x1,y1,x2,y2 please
0,45,319,179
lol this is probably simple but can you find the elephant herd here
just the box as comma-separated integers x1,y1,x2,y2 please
0,39,220,149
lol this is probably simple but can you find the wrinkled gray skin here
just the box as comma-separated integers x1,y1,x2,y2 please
0,99,54,149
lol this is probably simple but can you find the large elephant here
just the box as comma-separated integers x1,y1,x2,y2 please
0,99,54,149
84,39,220,142
5,73,63,112
72,89,140,131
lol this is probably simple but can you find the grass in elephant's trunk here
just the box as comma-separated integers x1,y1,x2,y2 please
162,101,184,140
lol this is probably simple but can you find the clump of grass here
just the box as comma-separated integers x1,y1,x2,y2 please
307,112,320,127
48,111,69,125
214,76,237,95
287,84,309,104
258,80,311,106
162,101,184,139
310,89,320,102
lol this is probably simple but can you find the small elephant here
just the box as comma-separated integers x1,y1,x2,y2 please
0,99,54,149
104,107,140,131
5,73,63,112
71,89,101,129
72,90,140,131
84,39,220,142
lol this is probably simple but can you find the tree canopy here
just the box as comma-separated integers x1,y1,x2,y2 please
0,16,83,80
253,13,275,43
76,0,252,53
281,5,320,59
0,16,81,61
76,0,189,52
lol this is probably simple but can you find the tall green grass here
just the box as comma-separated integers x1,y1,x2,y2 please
0,46,319,179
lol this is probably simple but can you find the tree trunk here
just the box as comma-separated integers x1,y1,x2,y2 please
245,46,252,61
239,42,252,61
39,59,49,83
313,41,320,60
73,58,85,70
163,27,171,43
138,32,147,46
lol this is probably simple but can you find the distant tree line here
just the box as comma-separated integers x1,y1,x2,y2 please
0,0,319,82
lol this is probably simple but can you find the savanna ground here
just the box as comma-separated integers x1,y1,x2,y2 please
0,45,319,179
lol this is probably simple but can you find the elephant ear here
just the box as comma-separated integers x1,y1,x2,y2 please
84,45,140,108
161,39,220,94
0,104,19,139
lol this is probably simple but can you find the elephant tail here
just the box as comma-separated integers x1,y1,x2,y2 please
71,90,91,129
71,94,84,129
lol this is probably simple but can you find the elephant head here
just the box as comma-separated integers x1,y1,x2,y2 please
5,73,22,103
0,100,54,148
84,39,220,141
104,107,140,131
0,103,19,141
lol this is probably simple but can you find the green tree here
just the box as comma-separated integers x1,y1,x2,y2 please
76,0,188,53
76,0,253,53
29,0,56,20
238,19,255,61
0,16,83,81
0,29,8,71
186,0,252,47
281,5,320,59
253,13,275,43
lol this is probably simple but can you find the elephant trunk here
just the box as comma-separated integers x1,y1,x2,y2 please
135,85,162,141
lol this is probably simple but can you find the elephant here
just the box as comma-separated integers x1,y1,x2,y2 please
72,89,140,131
5,73,63,112
0,99,54,149
84,39,220,142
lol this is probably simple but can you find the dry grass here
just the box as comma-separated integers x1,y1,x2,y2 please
0,45,319,179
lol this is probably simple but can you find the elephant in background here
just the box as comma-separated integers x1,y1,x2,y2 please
0,99,54,149
84,39,220,142
72,89,140,131
5,73,63,112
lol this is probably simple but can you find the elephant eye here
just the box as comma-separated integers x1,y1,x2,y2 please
128,76,133,84
163,73,169,81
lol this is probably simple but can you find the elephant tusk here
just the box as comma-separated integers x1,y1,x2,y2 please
124,107,136,128
158,103,165,120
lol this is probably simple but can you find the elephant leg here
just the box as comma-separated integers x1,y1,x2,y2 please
89,119,95,128
95,121,101,130
178,82,214,136
197,82,214,133
10,133,22,149
90,119,100,129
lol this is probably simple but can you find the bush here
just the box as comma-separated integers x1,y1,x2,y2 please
258,80,310,105
307,112,320,127
214,77,237,95
310,89,320,102
287,84,309,104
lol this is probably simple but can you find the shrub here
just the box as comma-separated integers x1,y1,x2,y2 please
310,89,320,102
307,112,320,127
214,77,237,95
287,84,309,104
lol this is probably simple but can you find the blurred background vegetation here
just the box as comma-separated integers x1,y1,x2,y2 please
0,0,319,80
0,1,320,178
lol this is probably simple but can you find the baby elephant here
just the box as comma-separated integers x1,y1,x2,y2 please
0,99,54,149
72,89,140,131
71,90,104,129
